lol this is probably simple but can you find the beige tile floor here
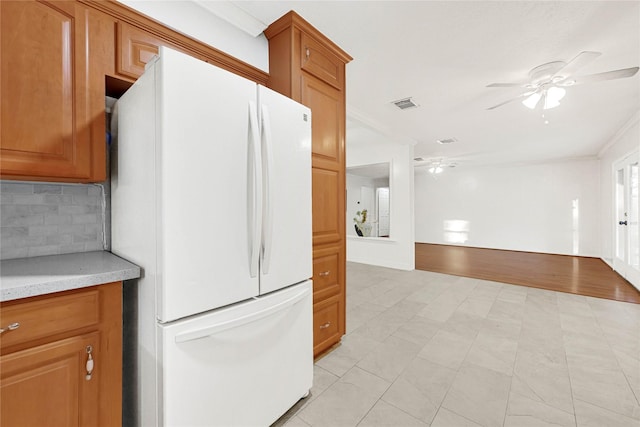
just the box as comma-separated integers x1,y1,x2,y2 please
274,262,640,427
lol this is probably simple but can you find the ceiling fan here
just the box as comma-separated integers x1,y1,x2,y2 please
414,157,457,174
486,51,639,110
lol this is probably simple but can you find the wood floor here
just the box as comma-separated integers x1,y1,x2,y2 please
415,243,640,304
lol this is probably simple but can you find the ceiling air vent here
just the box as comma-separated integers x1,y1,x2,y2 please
391,97,419,110
436,138,458,144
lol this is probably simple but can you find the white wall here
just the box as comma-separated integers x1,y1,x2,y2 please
598,112,640,266
117,0,269,71
347,142,415,271
415,159,600,257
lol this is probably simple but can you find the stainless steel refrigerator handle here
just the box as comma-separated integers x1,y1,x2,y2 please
260,104,274,275
248,101,262,278
174,286,311,343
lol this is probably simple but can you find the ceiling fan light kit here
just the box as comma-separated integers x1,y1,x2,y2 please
545,86,566,109
414,158,456,175
522,86,566,110
420,159,457,175
487,51,639,111
522,92,542,109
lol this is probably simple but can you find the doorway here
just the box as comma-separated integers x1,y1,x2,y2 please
376,187,390,237
613,151,640,290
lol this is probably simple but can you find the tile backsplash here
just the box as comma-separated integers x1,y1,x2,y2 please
0,181,108,260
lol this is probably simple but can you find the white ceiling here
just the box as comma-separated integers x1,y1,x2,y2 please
231,1,640,167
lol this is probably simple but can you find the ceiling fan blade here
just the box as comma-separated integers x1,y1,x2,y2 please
566,67,639,85
486,90,537,110
552,51,601,80
486,82,527,88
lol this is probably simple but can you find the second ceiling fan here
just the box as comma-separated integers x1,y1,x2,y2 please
486,51,639,110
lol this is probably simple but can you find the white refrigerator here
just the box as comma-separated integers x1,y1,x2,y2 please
111,46,313,427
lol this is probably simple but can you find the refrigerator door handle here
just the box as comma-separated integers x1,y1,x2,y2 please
174,286,311,343
260,104,274,275
248,101,262,278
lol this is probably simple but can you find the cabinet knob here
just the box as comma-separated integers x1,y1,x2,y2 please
305,47,310,60
319,321,331,330
319,271,330,277
0,322,20,334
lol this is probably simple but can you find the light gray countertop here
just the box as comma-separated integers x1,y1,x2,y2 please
0,251,140,302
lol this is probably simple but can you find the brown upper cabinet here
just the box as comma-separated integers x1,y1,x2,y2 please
0,1,106,182
116,22,196,81
117,21,164,81
1,0,269,183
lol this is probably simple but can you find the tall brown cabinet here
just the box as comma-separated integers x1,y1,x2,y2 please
265,12,352,357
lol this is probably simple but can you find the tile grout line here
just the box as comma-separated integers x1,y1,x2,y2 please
588,300,640,409
500,292,526,427
349,298,425,425
557,292,579,427
572,397,640,423
429,304,483,425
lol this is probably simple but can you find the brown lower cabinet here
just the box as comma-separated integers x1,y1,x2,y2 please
0,282,123,426
313,244,345,355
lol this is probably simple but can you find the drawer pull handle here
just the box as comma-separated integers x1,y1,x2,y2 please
85,345,94,381
319,271,330,277
305,47,310,60
0,322,20,333
319,322,331,329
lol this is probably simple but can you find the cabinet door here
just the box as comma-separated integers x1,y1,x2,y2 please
116,22,202,81
116,22,164,80
312,167,343,245
301,73,344,169
303,73,345,246
0,1,101,181
1,333,100,427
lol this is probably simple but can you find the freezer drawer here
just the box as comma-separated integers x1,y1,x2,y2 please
157,280,313,426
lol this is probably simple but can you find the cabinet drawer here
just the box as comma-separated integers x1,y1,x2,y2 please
300,33,344,90
313,246,341,301
313,296,342,356
0,289,100,350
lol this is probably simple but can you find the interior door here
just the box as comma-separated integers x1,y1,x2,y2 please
613,151,640,290
377,187,390,237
